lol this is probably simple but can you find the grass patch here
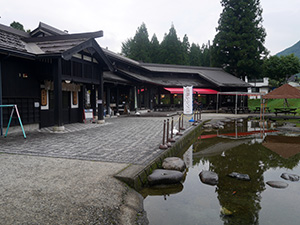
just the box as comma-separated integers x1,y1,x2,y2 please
248,99,300,115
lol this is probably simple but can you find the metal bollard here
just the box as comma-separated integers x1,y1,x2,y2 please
169,117,176,142
180,114,185,130
166,119,172,147
159,120,168,149
198,109,202,121
192,112,198,126
177,116,183,136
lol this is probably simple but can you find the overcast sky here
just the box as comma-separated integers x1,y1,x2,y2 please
1,0,299,55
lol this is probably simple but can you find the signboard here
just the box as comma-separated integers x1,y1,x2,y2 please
84,109,94,123
183,86,193,114
41,89,47,106
72,91,78,105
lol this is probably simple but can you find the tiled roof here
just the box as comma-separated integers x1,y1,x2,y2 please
0,30,26,52
35,38,88,54
140,63,250,88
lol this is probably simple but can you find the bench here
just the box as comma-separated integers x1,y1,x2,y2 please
222,107,235,113
274,108,297,116
237,107,251,114
253,107,271,113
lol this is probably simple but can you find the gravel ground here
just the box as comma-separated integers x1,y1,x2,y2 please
0,154,147,225
0,113,250,225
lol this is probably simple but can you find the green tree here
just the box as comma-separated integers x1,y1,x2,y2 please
160,24,184,65
10,21,25,31
200,43,211,67
182,34,190,65
121,23,151,62
263,54,300,86
212,0,268,79
149,34,161,63
189,43,202,66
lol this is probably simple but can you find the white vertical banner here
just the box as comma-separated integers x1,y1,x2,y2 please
183,86,193,115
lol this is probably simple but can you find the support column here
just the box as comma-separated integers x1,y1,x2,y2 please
79,85,85,122
138,86,141,109
106,86,111,116
116,87,120,115
91,86,96,117
134,86,138,110
158,88,161,105
0,61,2,136
149,87,153,110
97,69,104,123
53,58,64,131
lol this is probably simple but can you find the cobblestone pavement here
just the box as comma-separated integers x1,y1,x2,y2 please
0,115,195,165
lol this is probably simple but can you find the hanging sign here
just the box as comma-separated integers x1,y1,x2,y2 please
41,89,47,106
72,91,78,105
183,86,193,115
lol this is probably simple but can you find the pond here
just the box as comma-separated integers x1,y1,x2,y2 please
141,119,300,225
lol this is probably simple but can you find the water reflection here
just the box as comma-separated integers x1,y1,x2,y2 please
143,119,300,225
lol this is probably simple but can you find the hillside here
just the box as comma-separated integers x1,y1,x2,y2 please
276,40,300,58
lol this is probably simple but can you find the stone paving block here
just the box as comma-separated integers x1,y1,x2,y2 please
0,116,195,166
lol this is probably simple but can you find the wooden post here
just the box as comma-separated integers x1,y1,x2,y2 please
91,87,96,117
97,68,104,122
0,60,2,136
116,87,120,115
180,114,185,130
177,116,183,136
159,120,168,149
166,119,171,147
53,58,63,127
169,117,176,142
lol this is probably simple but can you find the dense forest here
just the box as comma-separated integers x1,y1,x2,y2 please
121,23,212,67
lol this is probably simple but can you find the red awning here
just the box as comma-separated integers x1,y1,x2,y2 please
164,88,218,94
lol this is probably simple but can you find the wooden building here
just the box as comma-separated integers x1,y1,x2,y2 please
102,49,251,111
0,22,119,130
0,22,251,131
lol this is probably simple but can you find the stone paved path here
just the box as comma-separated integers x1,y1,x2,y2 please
0,116,194,165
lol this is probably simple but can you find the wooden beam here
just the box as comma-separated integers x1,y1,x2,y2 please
53,58,63,126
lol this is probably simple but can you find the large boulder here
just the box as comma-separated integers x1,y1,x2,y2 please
162,157,186,171
280,173,300,182
148,169,184,186
228,172,250,181
199,170,218,186
266,181,289,189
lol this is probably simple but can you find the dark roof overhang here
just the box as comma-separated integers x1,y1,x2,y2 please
0,47,35,60
23,31,103,43
61,38,114,71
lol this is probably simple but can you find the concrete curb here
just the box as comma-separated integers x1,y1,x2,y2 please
114,122,204,191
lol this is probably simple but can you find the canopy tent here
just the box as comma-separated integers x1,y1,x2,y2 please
263,83,300,99
164,87,218,95
216,92,263,114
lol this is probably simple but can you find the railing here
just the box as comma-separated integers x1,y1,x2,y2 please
159,111,202,149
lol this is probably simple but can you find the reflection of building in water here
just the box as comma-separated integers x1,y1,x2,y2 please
183,145,193,168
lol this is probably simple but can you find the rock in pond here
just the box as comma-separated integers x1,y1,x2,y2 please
280,173,300,182
228,172,250,181
148,169,184,185
162,157,186,171
199,170,218,185
203,124,212,129
266,181,289,189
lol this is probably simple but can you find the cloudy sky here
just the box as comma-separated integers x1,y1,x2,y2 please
1,0,299,55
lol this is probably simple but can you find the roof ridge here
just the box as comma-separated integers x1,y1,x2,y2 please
0,23,30,38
